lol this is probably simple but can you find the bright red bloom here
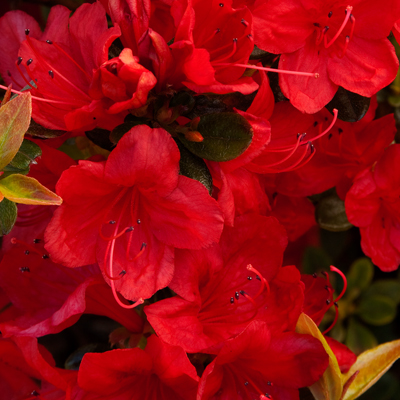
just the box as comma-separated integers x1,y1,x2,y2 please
0,2,155,133
325,337,356,373
74,335,199,400
274,101,396,199
137,0,258,94
197,320,329,400
345,144,400,271
145,215,303,353
248,0,400,113
0,336,75,400
45,125,224,303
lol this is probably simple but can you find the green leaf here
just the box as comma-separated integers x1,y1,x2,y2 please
315,193,353,232
26,119,65,139
0,197,17,236
346,318,378,355
357,295,397,326
325,87,370,122
342,339,400,400
175,140,213,195
346,258,374,298
0,93,32,171
177,112,253,162
0,174,62,205
363,280,400,304
296,313,343,400
3,139,42,173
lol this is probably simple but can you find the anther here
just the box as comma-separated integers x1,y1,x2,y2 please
247,34,253,39
46,40,53,44
328,11,333,18
313,121,318,127
334,301,338,307
25,250,30,255
48,70,54,79
109,220,116,224
33,238,41,243
19,267,30,272
127,226,134,232
17,57,23,66
312,273,317,278
140,242,147,251
230,297,234,304
235,291,240,300
25,29,30,35
233,38,238,42
219,3,224,6
119,270,126,276
26,59,33,66
247,276,252,280
328,133,333,139
326,300,331,305
267,382,273,386
244,382,249,386
137,219,141,224
31,390,40,396
42,254,49,259
241,18,249,27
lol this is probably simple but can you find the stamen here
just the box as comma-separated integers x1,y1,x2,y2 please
328,11,333,18
330,265,347,303
15,59,35,89
210,38,238,62
11,237,43,256
214,63,319,78
324,6,353,48
247,264,270,297
49,41,91,79
316,26,329,45
241,18,249,27
308,109,338,143
322,301,339,335
19,267,30,272
0,84,82,105
24,35,91,100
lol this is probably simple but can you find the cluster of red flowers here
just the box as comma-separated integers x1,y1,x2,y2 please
1,0,400,399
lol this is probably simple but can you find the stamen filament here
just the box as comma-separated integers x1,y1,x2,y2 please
213,63,319,78
324,6,353,48
308,109,338,143
330,265,347,303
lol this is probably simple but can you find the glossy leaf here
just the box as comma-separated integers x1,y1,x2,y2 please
296,313,343,400
345,318,378,355
177,112,253,162
0,174,62,205
325,87,370,122
315,194,353,232
175,140,213,195
0,93,32,171
357,295,397,326
342,339,400,400
0,197,17,236
26,119,65,138
2,139,42,173
363,280,400,304
346,258,374,299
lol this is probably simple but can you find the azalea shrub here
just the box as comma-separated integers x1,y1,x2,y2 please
1,0,400,399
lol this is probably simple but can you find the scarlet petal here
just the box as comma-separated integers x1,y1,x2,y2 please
327,38,399,97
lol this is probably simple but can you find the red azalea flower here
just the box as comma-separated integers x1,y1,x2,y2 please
197,320,329,400
74,335,199,400
145,214,302,353
345,144,400,271
137,0,258,94
0,2,154,133
45,125,224,305
248,0,400,112
0,336,75,400
275,102,396,198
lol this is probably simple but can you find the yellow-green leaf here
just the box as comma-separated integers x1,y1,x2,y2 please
0,93,32,171
0,174,62,205
342,339,400,400
295,313,343,400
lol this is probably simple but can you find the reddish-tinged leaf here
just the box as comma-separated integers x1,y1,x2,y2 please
0,174,62,205
296,313,343,400
0,93,31,171
342,339,400,400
